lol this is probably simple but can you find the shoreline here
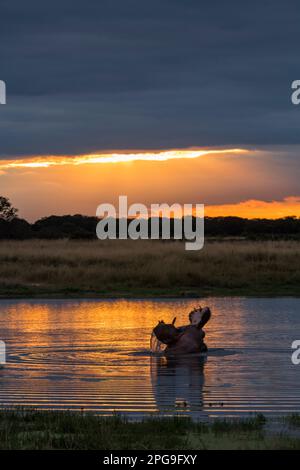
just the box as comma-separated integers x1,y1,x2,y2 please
1,287,300,300
0,410,299,449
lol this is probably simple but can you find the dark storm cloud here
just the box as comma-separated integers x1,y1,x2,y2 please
0,0,300,156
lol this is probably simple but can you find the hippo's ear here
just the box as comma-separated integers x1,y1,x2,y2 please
172,317,176,325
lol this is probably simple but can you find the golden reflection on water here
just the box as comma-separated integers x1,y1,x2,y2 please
0,298,299,417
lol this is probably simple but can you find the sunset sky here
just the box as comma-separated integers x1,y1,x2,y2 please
1,1,300,221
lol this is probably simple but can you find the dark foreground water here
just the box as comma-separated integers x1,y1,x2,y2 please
0,298,299,419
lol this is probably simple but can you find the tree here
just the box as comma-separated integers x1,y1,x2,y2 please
0,196,18,221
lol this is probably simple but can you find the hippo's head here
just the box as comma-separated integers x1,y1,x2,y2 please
153,318,180,345
189,306,211,328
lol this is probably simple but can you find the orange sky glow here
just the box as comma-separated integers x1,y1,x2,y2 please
1,147,299,221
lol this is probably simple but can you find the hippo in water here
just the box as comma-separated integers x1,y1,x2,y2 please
152,307,211,355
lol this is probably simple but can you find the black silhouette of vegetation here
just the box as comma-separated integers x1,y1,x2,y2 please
0,196,18,222
0,214,300,240
0,196,300,240
0,213,300,240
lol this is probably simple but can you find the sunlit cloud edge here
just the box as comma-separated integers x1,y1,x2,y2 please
0,148,249,171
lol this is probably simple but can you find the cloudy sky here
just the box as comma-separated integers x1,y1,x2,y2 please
0,0,300,220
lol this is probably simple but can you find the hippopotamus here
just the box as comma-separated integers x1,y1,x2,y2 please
152,306,211,356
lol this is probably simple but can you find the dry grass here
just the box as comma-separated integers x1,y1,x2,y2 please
0,239,299,297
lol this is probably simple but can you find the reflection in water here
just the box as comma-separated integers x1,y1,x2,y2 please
0,298,300,418
151,355,207,419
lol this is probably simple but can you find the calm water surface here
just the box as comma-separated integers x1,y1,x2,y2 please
0,298,299,419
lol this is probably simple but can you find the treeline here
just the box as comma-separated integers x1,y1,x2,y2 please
1,214,300,240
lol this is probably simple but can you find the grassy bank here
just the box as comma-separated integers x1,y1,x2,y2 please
0,239,300,298
0,410,300,450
